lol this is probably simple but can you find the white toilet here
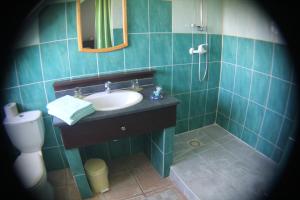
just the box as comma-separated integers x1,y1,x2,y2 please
3,103,54,200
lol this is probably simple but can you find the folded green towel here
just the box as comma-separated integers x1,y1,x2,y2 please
48,106,95,125
47,95,93,118
47,95,95,125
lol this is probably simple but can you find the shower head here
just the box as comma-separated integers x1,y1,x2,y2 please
191,24,207,32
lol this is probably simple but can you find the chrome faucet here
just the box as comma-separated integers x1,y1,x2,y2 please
104,81,112,93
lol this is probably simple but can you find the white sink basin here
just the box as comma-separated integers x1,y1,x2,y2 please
84,90,143,111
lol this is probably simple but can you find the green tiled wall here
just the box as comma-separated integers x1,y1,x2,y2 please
217,35,298,163
2,0,221,172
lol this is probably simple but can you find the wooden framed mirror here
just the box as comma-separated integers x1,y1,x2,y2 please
76,0,128,53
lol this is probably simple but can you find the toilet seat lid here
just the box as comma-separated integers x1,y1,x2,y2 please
14,152,44,188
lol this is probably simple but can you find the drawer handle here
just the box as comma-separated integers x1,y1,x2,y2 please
120,126,127,131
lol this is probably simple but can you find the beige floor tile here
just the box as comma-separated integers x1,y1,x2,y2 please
85,193,106,200
53,186,69,200
127,153,151,170
48,169,68,187
66,183,81,200
133,165,172,194
104,170,143,200
48,168,75,187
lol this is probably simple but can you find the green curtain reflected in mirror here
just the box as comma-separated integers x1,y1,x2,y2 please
95,0,112,48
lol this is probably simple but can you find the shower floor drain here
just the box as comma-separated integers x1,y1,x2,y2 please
188,139,201,147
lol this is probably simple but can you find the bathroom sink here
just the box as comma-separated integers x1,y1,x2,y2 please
83,90,143,111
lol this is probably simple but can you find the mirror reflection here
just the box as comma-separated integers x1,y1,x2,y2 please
77,0,128,52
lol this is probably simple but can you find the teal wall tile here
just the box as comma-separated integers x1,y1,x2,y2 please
253,40,273,74
74,175,93,199
59,147,69,168
260,110,283,143
3,57,18,88
285,85,298,120
39,3,66,42
237,38,254,68
189,115,204,130
206,89,218,113
190,91,206,117
108,137,130,159
172,64,191,94
125,34,149,69
241,129,258,148
68,39,98,76
41,41,69,80
152,130,164,152
267,78,290,114
98,49,124,73
250,72,270,106
44,80,57,103
83,143,110,161
64,148,85,175
173,34,192,64
234,67,251,98
191,64,208,91
218,36,294,161
151,142,163,175
175,93,190,120
1,88,22,107
15,46,43,85
256,138,274,157
43,117,58,148
216,113,229,130
220,62,235,91
54,127,63,146
204,112,216,126
244,102,264,133
149,0,172,32
208,34,222,62
20,83,47,114
67,2,77,38
43,147,65,171
175,120,188,135
228,120,242,138
150,33,172,66
163,152,173,177
208,62,220,89
130,135,145,154
272,44,293,81
230,95,248,124
277,119,295,149
222,36,237,64
164,127,175,154
127,0,148,33
271,148,283,163
218,89,232,116
143,135,151,159
153,66,172,94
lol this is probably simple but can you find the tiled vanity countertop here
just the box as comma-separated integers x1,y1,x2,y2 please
52,86,179,127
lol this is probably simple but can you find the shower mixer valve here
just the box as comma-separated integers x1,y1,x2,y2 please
189,44,208,55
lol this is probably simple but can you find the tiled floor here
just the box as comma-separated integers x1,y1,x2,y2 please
170,124,278,200
48,153,186,200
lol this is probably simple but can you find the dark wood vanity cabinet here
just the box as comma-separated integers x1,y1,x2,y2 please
60,105,176,149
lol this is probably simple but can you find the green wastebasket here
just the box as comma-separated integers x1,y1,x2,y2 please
84,159,109,193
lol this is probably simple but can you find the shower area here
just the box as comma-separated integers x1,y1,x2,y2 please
169,0,297,199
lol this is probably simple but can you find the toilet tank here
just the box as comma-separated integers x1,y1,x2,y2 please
3,110,45,153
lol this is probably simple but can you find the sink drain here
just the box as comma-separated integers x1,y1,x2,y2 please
188,139,201,147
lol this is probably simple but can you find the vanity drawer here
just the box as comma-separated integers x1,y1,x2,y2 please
60,105,176,149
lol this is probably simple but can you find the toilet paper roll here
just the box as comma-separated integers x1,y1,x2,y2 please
4,102,19,119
